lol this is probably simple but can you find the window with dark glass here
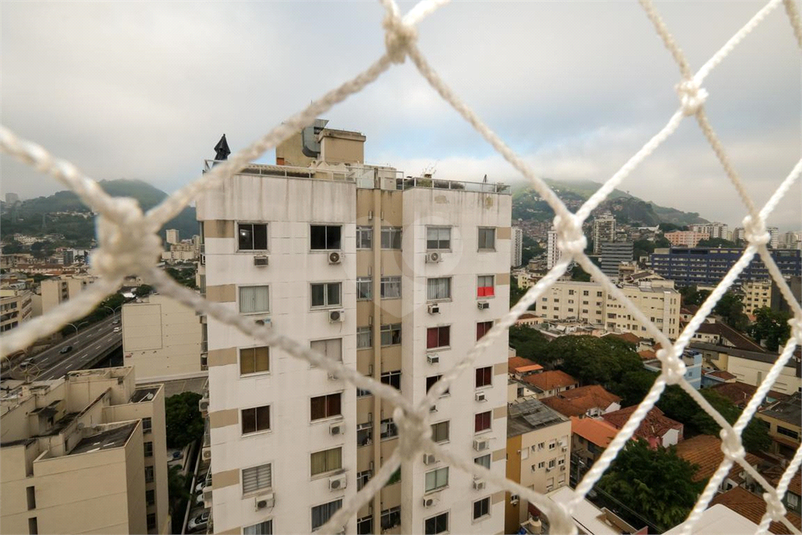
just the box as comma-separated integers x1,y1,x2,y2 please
476,366,492,388
475,411,491,433
242,405,271,434
311,393,342,421
426,326,450,349
478,228,495,250
311,225,342,250
473,497,490,520
476,321,493,340
425,512,448,535
238,223,268,250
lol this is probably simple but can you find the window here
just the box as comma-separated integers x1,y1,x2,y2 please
357,326,372,349
426,326,450,349
240,286,270,314
381,418,399,439
26,486,35,510
583,290,589,296
475,411,491,433
427,278,451,300
242,405,271,434
425,467,449,492
426,375,449,396
310,338,342,366
311,225,342,250
240,346,270,375
473,497,490,520
381,227,402,249
145,466,154,484
311,499,343,531
381,371,401,390
144,442,153,457
357,422,373,447
242,463,272,493
476,366,492,388
357,470,372,491
146,489,155,506
380,276,401,299
788,493,800,510
548,459,555,468
311,447,342,476
778,426,800,440
381,323,401,346
357,387,372,398
244,520,273,535
356,226,373,249
478,228,495,250
537,461,545,469
476,321,493,340
147,514,156,531
142,417,152,433
311,393,342,421
477,275,495,297
356,277,372,300
431,421,450,443
238,223,268,250
357,516,373,535
597,291,603,297
425,512,449,535
381,507,401,531
28,518,38,535
427,227,451,250
311,282,341,308
475,454,491,469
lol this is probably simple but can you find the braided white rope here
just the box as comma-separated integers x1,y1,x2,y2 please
0,1,800,534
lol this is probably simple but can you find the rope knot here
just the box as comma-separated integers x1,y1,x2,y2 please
393,407,431,460
764,492,787,522
660,349,687,385
92,198,162,280
789,317,802,343
382,14,416,64
676,80,708,116
553,214,587,258
742,215,770,246
719,428,745,461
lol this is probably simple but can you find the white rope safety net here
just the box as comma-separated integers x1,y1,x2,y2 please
1,0,801,533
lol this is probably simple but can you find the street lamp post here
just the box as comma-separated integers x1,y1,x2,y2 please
66,321,90,335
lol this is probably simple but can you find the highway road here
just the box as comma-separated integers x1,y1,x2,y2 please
13,315,123,381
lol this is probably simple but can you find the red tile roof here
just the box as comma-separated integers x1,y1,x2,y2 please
675,435,761,483
522,370,578,392
710,487,802,535
508,356,541,374
638,349,656,360
706,370,737,380
765,468,801,497
571,417,619,448
695,322,766,352
709,382,790,409
541,385,621,418
602,406,683,447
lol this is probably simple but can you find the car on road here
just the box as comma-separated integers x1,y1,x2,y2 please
187,511,209,532
59,346,73,354
112,319,120,325
20,358,35,370
113,327,121,333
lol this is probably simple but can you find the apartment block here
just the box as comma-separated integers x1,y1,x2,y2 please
40,275,97,315
511,227,523,268
505,398,571,535
0,367,169,534
600,242,633,279
546,229,560,269
592,214,616,254
690,222,730,240
197,123,511,535
534,279,681,339
122,294,205,382
741,279,772,313
0,289,33,333
664,231,709,248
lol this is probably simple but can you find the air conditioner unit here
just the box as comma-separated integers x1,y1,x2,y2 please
254,318,272,327
423,454,437,465
255,493,275,510
510,494,519,505
473,439,489,452
426,252,442,263
198,397,210,412
202,488,213,505
253,255,269,267
427,354,440,365
562,446,568,452
328,251,342,265
473,479,486,491
477,301,490,310
330,422,345,435
429,404,437,413
201,448,212,461
329,309,345,323
329,474,347,491
560,466,566,472
475,391,487,402
423,494,439,508
546,467,553,472
427,303,440,314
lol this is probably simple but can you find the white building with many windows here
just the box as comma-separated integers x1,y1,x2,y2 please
198,123,511,535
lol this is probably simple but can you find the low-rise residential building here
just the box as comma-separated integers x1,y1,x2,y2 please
0,367,169,534
122,294,205,382
664,231,710,247
541,486,640,535
766,469,801,517
741,279,772,313
643,350,702,390
602,406,683,448
520,370,578,399
694,343,802,396
40,275,97,315
507,356,543,379
539,385,621,418
570,416,619,469
710,487,802,535
0,289,33,333
675,435,761,490
757,392,802,459
690,321,765,352
504,398,571,534
707,381,788,409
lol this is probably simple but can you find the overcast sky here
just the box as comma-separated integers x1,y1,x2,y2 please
2,1,800,231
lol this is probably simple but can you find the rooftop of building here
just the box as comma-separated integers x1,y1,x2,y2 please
507,397,568,438
674,435,761,483
522,370,578,393
508,356,542,374
710,381,789,409
764,467,801,496
69,422,138,455
705,370,737,381
693,322,765,352
546,486,640,535
602,332,641,345
710,487,802,535
638,349,657,360
759,392,802,427
130,386,160,403
602,406,683,444
570,416,619,448
540,385,621,418
664,504,759,535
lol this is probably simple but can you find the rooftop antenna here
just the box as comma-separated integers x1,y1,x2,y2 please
483,174,488,183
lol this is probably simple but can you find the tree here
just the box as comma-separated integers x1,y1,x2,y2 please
679,285,710,307
520,234,544,266
168,465,190,533
748,307,792,351
570,264,591,282
135,284,154,297
508,325,550,362
714,292,749,332
612,369,659,407
165,392,204,449
544,335,642,385
2,240,24,254
597,439,704,532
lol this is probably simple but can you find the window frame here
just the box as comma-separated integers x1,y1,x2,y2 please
310,281,342,309
356,226,373,250
381,506,401,531
239,346,270,376
424,511,449,535
430,420,450,444
242,463,273,495
381,227,402,249
310,447,343,478
426,325,451,350
475,411,492,434
478,227,496,251
426,277,452,301
310,224,342,251
381,370,401,390
424,466,449,493
472,497,490,521
241,404,271,436
309,338,343,368
474,454,491,470
357,326,372,349
356,277,372,301
426,226,452,251
237,222,268,251
239,285,270,315
475,366,492,389
380,276,402,299
244,520,273,535
311,499,343,531
476,321,493,341
477,275,495,298
310,392,342,422
380,323,402,346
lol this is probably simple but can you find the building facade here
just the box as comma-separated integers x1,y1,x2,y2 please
690,223,730,240
592,214,616,255
198,125,511,535
664,231,709,248
741,279,772,313
0,289,33,333
0,367,169,534
165,229,180,245
600,242,633,279
511,227,523,268
40,275,97,315
546,229,560,269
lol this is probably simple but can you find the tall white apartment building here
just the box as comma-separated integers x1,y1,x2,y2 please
546,229,560,269
592,214,616,254
768,227,780,249
691,222,729,240
511,227,523,268
197,124,511,535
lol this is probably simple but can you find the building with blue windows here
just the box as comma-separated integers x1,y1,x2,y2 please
649,247,801,287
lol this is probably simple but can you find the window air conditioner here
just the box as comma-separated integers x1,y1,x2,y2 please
328,251,342,265
475,391,487,402
426,252,442,263
473,439,489,452
255,493,275,510
201,449,212,461
510,494,519,505
253,255,269,267
427,354,440,365
423,454,437,465
254,318,272,327
198,397,210,412
473,479,486,491
427,303,440,314
329,309,345,323
329,474,347,491
477,301,490,310
423,494,439,508
329,422,345,436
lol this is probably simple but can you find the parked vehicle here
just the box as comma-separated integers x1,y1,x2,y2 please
187,511,209,532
